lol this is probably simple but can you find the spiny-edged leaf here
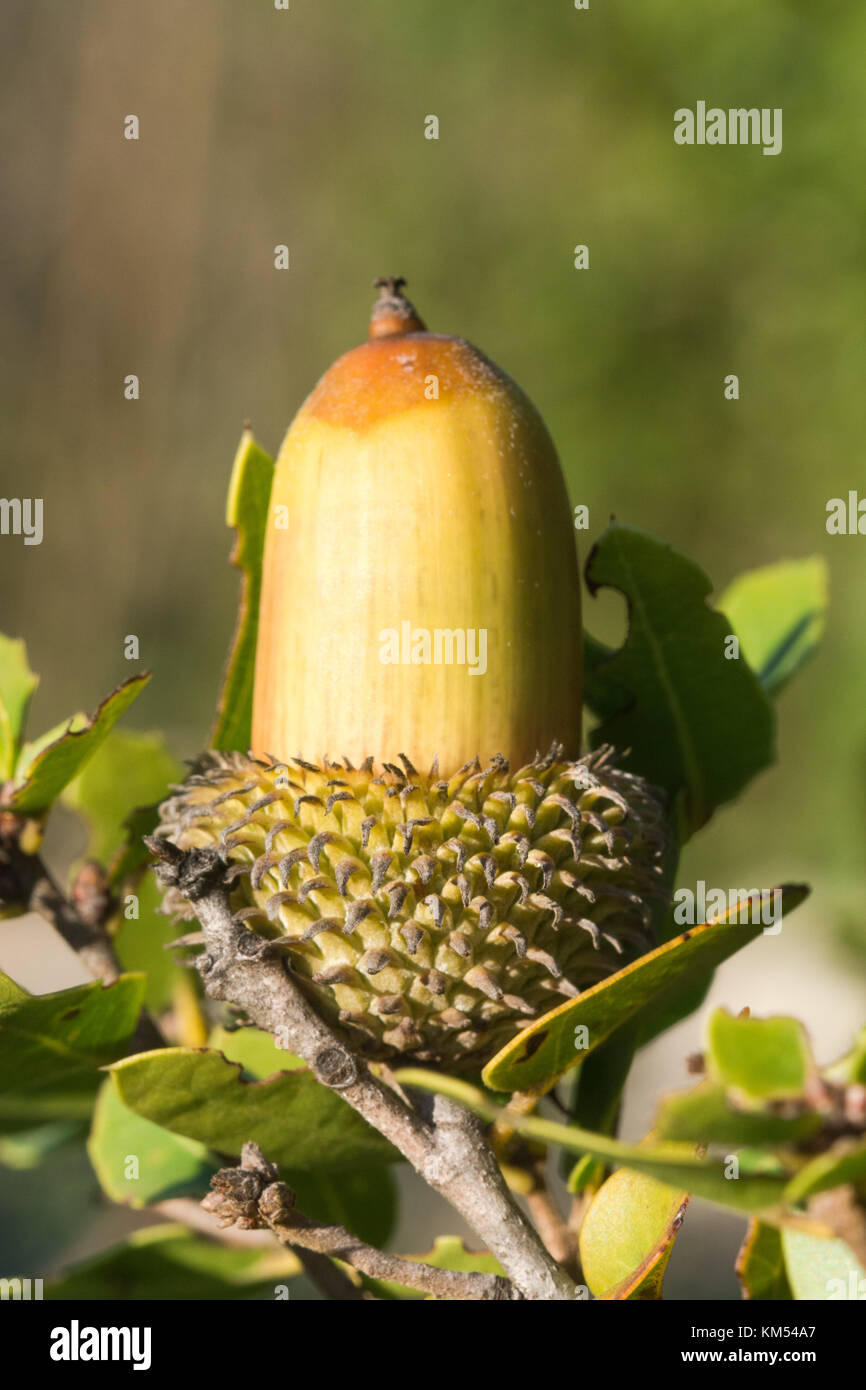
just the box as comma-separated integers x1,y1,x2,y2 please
0,1119,84,1170
208,1024,305,1075
88,1080,217,1207
718,556,828,696
212,429,275,752
285,1165,397,1250
363,1236,505,1301
736,1221,794,1299
395,1071,789,1213
0,635,38,778
655,1079,821,1149
44,1224,301,1301
784,1139,866,1207
0,971,145,1131
707,1008,815,1106
781,1228,866,1301
579,1161,689,1300
63,728,182,867
482,884,808,1095
584,524,775,835
6,674,151,816
110,1047,399,1171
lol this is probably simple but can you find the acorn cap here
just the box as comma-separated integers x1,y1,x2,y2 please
157,745,668,1069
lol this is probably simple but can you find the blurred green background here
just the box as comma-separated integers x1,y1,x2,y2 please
1,0,865,1297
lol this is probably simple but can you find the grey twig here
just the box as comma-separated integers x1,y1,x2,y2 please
526,1160,581,1278
147,838,577,1301
203,1141,509,1301
156,1195,366,1300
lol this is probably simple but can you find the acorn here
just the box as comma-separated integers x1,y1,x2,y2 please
157,280,669,1068
252,277,581,774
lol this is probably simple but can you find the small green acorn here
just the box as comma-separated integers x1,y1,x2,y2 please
157,281,669,1068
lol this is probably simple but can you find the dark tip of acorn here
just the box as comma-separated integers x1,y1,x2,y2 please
370,276,427,339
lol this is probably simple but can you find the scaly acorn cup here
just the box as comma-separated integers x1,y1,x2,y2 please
156,279,670,1068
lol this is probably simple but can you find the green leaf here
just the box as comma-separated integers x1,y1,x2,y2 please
15,714,87,779
113,871,189,1015
396,1071,789,1213
634,968,714,1049
285,1165,397,1250
91,1073,396,1245
57,728,188,1015
44,1224,301,1300
63,728,182,867
0,971,145,1130
481,884,808,1095
110,1047,399,1171
781,1228,866,1301
0,1119,84,1170
584,524,775,835
736,1221,794,1299
823,1026,866,1086
212,429,275,752
582,632,624,721
416,1234,503,1278
208,1023,305,1075
88,1080,216,1207
718,557,828,696
564,1023,639,1193
567,1154,602,1195
784,1139,866,1207
655,1079,821,1148
706,1009,815,1105
578,1162,689,1299
6,674,151,817
0,635,38,779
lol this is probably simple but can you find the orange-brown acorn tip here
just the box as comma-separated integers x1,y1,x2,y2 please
369,276,427,339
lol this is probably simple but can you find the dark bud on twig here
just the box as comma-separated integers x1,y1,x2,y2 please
201,1141,287,1230
70,860,114,930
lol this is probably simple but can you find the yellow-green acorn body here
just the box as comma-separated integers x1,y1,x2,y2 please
252,279,582,776
158,281,669,1069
